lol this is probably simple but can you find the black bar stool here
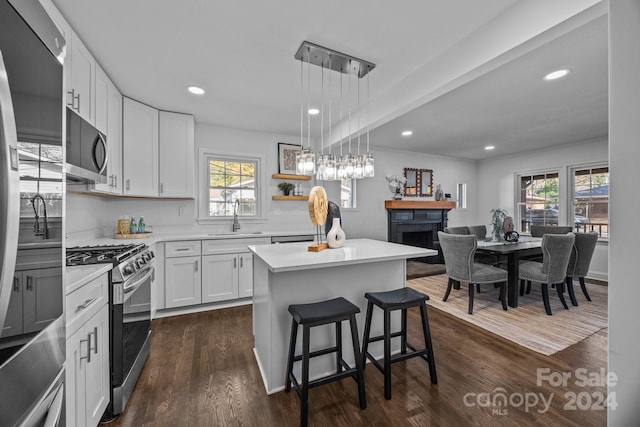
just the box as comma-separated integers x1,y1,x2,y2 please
285,297,366,427
362,287,437,400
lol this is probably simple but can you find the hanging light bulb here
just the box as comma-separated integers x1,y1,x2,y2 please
363,66,375,178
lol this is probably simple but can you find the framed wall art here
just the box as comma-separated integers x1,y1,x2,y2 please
278,143,301,174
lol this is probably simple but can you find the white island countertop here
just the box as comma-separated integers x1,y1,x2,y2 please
248,238,437,273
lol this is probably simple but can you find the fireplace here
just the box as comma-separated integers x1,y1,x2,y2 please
385,200,456,264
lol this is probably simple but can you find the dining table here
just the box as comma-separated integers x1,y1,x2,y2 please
475,237,543,307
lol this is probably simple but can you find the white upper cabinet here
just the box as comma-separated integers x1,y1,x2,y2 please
92,75,122,194
159,111,195,198
94,65,109,134
122,97,159,197
68,31,95,124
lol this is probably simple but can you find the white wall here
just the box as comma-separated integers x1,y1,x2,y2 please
609,0,640,423
332,147,478,241
476,138,609,281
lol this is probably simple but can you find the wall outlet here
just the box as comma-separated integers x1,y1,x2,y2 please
178,206,185,216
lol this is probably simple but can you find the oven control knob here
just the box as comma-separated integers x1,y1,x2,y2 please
136,259,145,268
123,264,135,275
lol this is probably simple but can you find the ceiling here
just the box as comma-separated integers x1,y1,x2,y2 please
51,0,607,160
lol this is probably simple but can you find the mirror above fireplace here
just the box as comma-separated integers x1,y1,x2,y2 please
404,168,433,197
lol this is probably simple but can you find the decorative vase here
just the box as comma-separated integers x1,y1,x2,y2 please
327,218,346,248
491,223,503,242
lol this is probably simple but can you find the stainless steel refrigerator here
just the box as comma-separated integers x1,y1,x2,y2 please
1,0,66,425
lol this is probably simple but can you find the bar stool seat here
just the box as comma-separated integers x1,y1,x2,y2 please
362,287,437,400
285,297,366,427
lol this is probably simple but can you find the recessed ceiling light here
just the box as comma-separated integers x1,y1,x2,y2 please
543,69,570,81
401,130,413,137
308,108,320,115
484,145,495,151
187,85,205,95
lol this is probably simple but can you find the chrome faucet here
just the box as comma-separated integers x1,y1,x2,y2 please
30,194,50,240
232,199,241,232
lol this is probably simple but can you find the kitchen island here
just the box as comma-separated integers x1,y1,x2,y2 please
248,238,436,394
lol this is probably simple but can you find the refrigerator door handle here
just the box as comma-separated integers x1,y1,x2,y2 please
0,50,21,332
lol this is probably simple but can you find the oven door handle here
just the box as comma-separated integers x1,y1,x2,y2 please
124,266,153,294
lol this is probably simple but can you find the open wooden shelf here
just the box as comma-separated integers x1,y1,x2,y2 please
272,173,311,181
272,195,309,201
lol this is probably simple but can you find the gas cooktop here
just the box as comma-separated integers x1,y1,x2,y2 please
66,243,146,266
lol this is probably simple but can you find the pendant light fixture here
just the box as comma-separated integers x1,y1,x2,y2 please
294,41,376,180
296,45,315,176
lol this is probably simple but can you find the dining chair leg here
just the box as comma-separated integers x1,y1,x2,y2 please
476,283,481,293
565,277,579,306
579,277,592,302
541,283,552,315
519,279,525,296
500,282,508,311
468,283,475,315
556,281,569,309
443,278,454,302
526,280,532,295
452,278,461,290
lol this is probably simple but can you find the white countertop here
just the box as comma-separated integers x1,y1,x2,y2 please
248,238,437,273
65,263,112,294
67,229,314,248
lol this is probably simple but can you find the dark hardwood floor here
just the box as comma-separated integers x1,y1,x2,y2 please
107,303,607,426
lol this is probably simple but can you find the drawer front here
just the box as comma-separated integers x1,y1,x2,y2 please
66,273,108,336
165,240,202,257
201,237,270,255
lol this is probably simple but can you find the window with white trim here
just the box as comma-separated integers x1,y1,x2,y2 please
517,171,560,233
202,154,260,218
340,178,356,209
572,165,609,238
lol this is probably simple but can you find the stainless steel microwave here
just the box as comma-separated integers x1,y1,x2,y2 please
65,107,107,183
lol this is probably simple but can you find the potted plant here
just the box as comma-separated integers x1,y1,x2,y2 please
278,182,295,196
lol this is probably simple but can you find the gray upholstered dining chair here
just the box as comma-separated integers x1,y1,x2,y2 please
438,231,508,314
518,233,575,315
565,232,599,306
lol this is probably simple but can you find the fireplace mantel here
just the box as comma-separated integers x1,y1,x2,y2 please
384,200,456,209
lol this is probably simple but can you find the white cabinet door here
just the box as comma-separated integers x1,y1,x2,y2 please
84,305,110,427
238,253,254,298
159,111,195,198
202,254,238,303
0,275,22,338
68,31,95,124
22,267,63,334
66,324,88,427
94,65,109,134
165,255,201,308
93,79,122,194
65,305,109,427
2,268,62,337
122,97,159,197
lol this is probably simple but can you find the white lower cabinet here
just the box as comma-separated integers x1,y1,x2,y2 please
1,267,63,338
202,253,239,303
165,255,201,308
65,272,109,427
163,238,268,310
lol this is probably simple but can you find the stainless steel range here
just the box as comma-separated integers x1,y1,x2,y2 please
66,243,155,420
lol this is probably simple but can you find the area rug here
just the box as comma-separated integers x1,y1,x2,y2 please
408,274,608,356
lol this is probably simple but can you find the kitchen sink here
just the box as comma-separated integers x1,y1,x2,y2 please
207,231,264,237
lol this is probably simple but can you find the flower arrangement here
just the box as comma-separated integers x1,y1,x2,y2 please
490,208,508,241
385,174,407,199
